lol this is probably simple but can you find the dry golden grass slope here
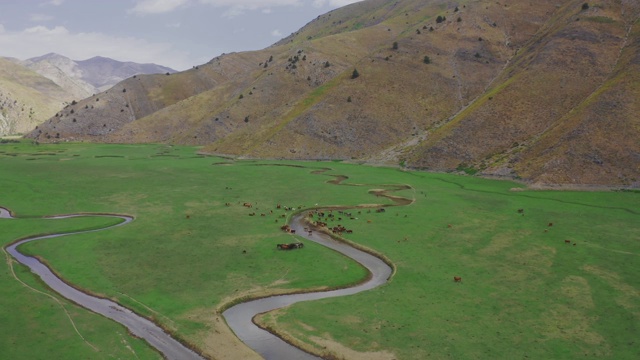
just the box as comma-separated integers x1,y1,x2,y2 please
26,0,640,186
0,58,72,135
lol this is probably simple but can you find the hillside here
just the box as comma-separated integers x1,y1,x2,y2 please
0,57,71,135
22,53,178,95
26,0,640,186
20,53,96,100
0,54,177,136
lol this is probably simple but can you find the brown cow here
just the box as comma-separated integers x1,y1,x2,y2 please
454,276,462,283
564,239,571,244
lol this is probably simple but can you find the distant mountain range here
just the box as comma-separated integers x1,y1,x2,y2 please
24,0,640,186
0,53,176,135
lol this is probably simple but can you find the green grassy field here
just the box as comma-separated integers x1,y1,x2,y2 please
1,141,638,359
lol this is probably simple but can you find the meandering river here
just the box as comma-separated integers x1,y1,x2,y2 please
222,212,394,359
2,207,203,360
3,179,403,360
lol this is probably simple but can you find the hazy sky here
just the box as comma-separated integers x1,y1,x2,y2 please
0,0,363,70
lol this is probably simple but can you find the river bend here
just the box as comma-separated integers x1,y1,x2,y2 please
223,212,394,360
2,207,203,360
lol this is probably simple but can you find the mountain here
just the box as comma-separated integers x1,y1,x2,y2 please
26,0,640,187
0,54,177,136
75,56,176,92
22,53,177,95
21,53,96,100
0,57,71,135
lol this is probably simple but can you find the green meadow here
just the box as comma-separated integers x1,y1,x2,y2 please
1,140,638,359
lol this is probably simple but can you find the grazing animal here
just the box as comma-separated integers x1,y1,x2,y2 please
447,224,452,228
277,243,304,250
243,202,252,208
564,239,571,244
517,209,524,214
548,222,553,227
454,276,462,283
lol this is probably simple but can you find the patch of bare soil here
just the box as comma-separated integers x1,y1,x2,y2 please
183,310,262,360
308,335,397,360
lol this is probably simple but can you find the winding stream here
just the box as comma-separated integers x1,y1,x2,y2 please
223,176,410,359
2,175,408,360
2,207,203,360
223,212,394,359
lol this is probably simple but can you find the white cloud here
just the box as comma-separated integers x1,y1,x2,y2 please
0,25,193,70
0,24,5,34
313,0,363,7
166,22,182,28
199,0,300,6
271,29,282,37
24,25,68,35
199,0,300,18
128,0,190,15
30,14,54,22
40,0,64,6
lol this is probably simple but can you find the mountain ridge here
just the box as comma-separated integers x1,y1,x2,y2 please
0,53,177,135
25,0,640,187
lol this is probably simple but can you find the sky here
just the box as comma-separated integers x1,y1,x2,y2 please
0,0,363,71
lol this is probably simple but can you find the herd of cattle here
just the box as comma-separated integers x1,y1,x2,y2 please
225,201,573,284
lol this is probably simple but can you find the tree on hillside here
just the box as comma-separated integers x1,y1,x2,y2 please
436,15,446,23
423,56,431,64
351,69,360,79
582,3,589,10
392,41,399,50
